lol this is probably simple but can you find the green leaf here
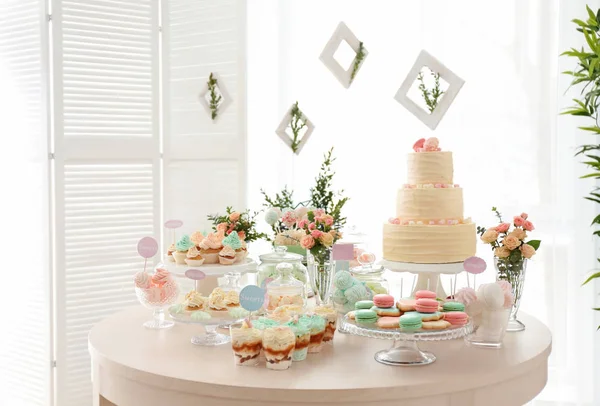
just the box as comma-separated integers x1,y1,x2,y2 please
584,196,600,204
582,272,600,285
583,28,598,53
579,172,600,178
592,214,600,225
573,18,589,28
509,249,522,262
526,240,541,250
587,5,597,22
578,126,600,133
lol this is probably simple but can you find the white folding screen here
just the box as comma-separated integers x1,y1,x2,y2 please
52,1,160,405
0,1,52,405
162,0,247,238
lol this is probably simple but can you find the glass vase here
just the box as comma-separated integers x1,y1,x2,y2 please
494,257,527,332
307,247,335,305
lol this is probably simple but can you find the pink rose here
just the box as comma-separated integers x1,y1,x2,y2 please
313,209,325,217
281,210,297,227
509,228,527,240
217,223,228,233
308,222,316,230
413,138,425,152
319,232,334,247
523,220,535,231
513,216,525,227
424,137,439,151
297,219,308,229
324,215,334,226
229,212,241,222
495,246,511,258
520,212,528,220
495,223,510,233
480,229,499,244
311,230,323,239
520,243,536,259
300,234,315,249
502,235,520,250
237,231,246,241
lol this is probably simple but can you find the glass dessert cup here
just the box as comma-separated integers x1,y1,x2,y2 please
338,314,472,366
135,285,179,330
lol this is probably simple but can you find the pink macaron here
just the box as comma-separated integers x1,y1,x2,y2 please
444,311,469,326
415,290,437,300
415,298,439,313
373,294,395,308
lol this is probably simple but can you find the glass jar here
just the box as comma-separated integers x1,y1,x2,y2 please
257,246,311,296
266,262,307,311
350,252,389,296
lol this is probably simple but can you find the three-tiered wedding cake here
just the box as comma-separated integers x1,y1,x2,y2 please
382,137,476,263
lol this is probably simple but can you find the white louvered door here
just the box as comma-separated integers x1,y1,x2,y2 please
0,1,52,406
52,1,160,405
162,0,247,238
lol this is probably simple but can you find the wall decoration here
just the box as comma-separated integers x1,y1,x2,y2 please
275,101,315,155
319,21,368,88
394,50,464,130
198,72,231,122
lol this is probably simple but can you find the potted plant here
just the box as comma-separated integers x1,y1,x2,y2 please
561,5,600,328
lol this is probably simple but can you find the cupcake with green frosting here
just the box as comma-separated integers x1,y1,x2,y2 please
285,317,311,361
173,235,194,265
223,232,247,263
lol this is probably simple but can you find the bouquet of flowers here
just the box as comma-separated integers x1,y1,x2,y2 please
207,207,267,243
264,205,309,248
297,209,342,263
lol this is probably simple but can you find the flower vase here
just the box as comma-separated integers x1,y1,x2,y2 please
495,257,527,332
307,248,335,305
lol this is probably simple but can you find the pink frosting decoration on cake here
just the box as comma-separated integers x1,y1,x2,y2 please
423,137,441,151
151,268,171,286
454,184,460,187
455,287,478,306
429,220,435,225
434,183,442,188
413,138,426,152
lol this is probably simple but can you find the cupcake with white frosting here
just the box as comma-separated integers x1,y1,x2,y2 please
208,287,227,311
199,233,223,264
218,245,236,265
185,246,205,267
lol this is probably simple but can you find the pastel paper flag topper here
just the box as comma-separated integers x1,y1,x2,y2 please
239,285,265,312
137,236,158,273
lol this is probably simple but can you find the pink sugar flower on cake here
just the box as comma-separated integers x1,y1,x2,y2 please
454,184,460,187
423,137,440,151
434,183,442,188
429,220,435,225
412,138,426,152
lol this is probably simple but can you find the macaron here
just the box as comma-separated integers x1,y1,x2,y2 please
373,294,395,308
444,311,469,326
415,298,439,313
415,290,437,300
404,311,444,322
355,309,377,324
399,313,422,332
443,301,465,312
355,300,375,310
396,298,417,312
377,316,400,329
371,306,401,317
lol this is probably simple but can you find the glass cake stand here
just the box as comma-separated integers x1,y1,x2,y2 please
338,314,473,366
169,306,246,346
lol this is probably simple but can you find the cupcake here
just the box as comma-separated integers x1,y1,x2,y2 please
219,246,236,265
314,305,338,342
285,317,311,361
302,315,326,353
231,320,263,366
173,235,194,265
190,231,204,248
225,290,240,308
238,240,248,263
263,326,295,370
185,290,208,311
199,233,223,264
208,287,227,311
185,246,205,266
222,232,247,263
166,243,176,262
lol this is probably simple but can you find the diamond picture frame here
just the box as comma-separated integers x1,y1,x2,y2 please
198,72,232,123
394,50,465,131
319,21,368,89
275,103,315,155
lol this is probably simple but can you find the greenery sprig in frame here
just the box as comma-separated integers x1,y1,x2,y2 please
417,68,445,114
561,5,600,329
207,72,222,120
350,41,366,83
289,101,307,153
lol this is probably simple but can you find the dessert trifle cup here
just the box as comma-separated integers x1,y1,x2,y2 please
301,315,326,353
230,321,263,366
314,305,337,343
262,326,295,370
285,318,310,361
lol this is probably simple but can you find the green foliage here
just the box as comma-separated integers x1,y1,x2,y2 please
207,206,267,243
289,102,307,153
350,42,366,83
562,5,600,328
491,206,504,223
417,69,445,113
207,73,222,120
526,240,542,250
309,147,349,230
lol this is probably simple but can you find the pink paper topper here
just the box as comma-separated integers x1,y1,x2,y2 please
164,219,183,229
185,269,206,280
332,243,354,261
464,256,487,274
137,237,158,259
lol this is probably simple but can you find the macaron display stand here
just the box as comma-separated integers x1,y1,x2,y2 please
380,259,464,298
163,258,256,295
338,314,473,366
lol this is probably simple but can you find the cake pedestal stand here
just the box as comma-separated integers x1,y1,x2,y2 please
380,260,463,298
163,259,256,296
169,308,242,346
338,314,473,366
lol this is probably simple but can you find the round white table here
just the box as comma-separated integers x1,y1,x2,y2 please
89,307,551,406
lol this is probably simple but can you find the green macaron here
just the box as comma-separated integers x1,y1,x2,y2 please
355,309,377,324
399,313,422,332
355,300,375,310
443,301,465,312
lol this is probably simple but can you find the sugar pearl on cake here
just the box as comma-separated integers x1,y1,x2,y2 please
408,221,415,225
434,183,442,188
416,221,423,225
429,220,435,225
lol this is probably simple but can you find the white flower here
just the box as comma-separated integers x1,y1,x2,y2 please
265,209,280,226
